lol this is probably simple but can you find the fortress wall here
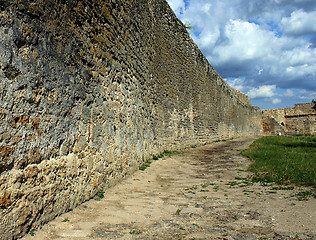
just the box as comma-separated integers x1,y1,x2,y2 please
285,103,316,116
262,103,316,135
0,0,261,238
262,109,286,135
263,109,286,124
285,103,316,135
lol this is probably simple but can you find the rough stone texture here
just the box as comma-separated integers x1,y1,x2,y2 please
263,103,316,135
0,0,261,239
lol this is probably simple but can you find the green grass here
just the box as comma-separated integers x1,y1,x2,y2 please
242,135,316,188
129,230,141,235
152,150,181,163
143,150,182,171
175,209,182,215
162,150,181,156
95,190,105,200
294,190,316,201
29,230,35,236
139,160,152,171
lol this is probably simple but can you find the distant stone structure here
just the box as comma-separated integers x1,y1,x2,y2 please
0,0,261,238
262,103,316,135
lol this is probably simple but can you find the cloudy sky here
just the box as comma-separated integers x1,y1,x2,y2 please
166,0,316,109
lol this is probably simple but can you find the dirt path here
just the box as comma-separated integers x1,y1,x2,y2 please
22,138,316,240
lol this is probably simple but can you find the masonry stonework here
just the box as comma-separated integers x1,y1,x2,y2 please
262,103,316,135
0,0,262,238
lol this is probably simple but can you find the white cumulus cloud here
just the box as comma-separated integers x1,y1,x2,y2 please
272,98,282,104
247,85,277,99
281,10,316,35
213,19,277,64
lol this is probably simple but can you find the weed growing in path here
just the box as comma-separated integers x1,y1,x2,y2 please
175,209,182,215
142,150,182,171
96,190,105,200
139,160,152,171
294,191,316,201
129,230,141,235
29,230,35,236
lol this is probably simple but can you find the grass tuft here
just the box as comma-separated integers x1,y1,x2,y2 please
163,150,181,156
96,190,105,200
139,160,152,171
242,136,316,188
175,209,182,215
294,191,316,201
29,230,35,236
129,229,141,235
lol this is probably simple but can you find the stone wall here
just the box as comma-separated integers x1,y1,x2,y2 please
262,108,286,135
262,103,316,135
0,0,262,238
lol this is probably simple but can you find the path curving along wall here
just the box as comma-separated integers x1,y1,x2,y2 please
0,0,262,238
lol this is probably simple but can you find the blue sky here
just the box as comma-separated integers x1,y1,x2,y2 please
166,0,316,109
